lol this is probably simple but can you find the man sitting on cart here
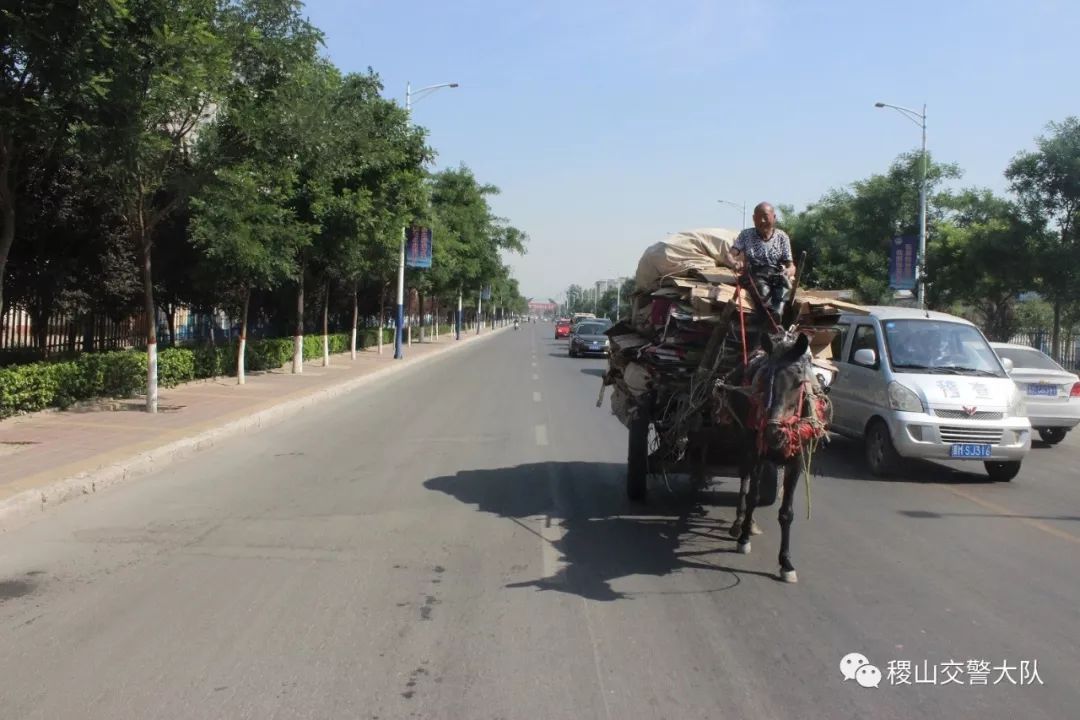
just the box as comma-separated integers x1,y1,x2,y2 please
731,202,796,325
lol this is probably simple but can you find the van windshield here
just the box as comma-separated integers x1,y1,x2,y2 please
882,319,1006,377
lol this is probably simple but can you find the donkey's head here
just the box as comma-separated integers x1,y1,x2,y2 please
752,332,827,461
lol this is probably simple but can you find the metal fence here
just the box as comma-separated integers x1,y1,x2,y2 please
0,306,148,358
1007,329,1080,370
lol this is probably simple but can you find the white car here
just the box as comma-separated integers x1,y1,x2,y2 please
990,342,1080,445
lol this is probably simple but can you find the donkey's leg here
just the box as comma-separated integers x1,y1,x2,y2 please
777,460,801,583
736,457,760,554
729,466,749,538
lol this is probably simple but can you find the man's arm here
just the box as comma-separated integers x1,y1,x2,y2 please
780,233,796,278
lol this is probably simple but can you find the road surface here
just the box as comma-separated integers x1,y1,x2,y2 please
1,325,1078,719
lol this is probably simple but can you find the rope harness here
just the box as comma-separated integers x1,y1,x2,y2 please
746,357,831,520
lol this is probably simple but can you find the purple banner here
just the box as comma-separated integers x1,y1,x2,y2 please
406,226,433,269
889,235,917,290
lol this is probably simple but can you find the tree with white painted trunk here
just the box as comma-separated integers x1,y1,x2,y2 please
189,3,321,384
86,0,233,412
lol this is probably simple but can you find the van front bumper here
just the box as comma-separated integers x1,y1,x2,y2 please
886,412,1031,462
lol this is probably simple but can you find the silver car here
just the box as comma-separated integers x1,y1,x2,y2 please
991,342,1080,446
828,307,1031,481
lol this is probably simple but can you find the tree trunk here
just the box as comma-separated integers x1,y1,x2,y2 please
378,283,385,355
350,279,358,360
237,288,249,385
1052,299,1062,361
0,130,15,325
165,303,177,348
322,280,330,367
418,289,425,343
133,179,159,414
293,263,304,374
82,314,94,353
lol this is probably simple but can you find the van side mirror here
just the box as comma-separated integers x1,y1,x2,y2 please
1001,357,1014,373
853,348,877,367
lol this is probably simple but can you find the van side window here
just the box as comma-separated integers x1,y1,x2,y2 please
849,324,879,367
831,322,851,361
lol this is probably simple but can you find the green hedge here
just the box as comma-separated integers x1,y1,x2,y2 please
0,333,356,419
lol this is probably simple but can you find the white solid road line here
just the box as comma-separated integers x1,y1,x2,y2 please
534,424,549,446
533,391,542,403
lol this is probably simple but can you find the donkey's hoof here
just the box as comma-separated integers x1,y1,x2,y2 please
780,569,798,583
750,520,763,536
737,541,752,555
729,522,743,538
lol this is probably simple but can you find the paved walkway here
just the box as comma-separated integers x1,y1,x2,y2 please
0,327,500,513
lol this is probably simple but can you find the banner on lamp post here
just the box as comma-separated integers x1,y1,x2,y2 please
481,285,492,301
405,226,432,268
889,235,917,290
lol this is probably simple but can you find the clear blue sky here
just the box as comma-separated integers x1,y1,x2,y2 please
304,0,1078,302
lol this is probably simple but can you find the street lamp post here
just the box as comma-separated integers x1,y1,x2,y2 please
875,101,927,308
717,199,747,228
395,81,459,360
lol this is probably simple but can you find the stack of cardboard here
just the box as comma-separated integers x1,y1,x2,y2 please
604,266,867,427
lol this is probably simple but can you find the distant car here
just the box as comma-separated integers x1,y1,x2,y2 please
568,321,610,358
991,342,1080,445
555,319,571,338
572,317,612,334
570,312,597,326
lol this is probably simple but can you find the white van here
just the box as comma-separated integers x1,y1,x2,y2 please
828,307,1031,481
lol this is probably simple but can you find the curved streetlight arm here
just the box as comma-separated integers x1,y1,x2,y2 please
408,82,460,110
717,199,747,227
874,101,925,127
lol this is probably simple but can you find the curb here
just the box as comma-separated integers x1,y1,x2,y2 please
0,326,509,531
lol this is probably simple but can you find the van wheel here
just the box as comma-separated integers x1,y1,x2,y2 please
865,419,900,477
1038,428,1067,445
985,461,1021,482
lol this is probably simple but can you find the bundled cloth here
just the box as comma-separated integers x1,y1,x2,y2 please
633,228,738,293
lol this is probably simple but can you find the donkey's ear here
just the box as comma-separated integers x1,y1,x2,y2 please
781,332,810,364
760,333,774,354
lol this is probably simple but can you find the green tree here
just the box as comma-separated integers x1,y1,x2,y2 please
1006,117,1080,358
786,152,961,303
929,190,1040,340
88,0,233,411
0,0,122,324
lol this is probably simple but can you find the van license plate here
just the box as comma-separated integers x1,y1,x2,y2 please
950,443,992,458
1027,384,1058,397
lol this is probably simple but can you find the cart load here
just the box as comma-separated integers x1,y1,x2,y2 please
604,228,867,430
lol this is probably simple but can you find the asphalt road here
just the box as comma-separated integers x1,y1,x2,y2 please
1,325,1078,720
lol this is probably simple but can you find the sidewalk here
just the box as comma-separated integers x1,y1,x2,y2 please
0,327,504,528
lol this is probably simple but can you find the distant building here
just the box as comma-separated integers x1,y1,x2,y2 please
527,300,557,316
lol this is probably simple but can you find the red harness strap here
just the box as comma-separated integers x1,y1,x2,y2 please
753,380,830,459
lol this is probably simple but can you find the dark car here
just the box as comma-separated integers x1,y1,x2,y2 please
568,322,610,357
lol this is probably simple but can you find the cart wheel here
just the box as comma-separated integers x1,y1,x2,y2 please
754,462,780,507
627,412,649,502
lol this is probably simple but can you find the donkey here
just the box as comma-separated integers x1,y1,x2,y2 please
717,331,830,583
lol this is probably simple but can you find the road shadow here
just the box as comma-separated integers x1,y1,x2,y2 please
424,461,782,602
899,509,1080,522
816,436,995,485
580,368,606,378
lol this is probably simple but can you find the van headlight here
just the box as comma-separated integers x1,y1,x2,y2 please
888,382,925,413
